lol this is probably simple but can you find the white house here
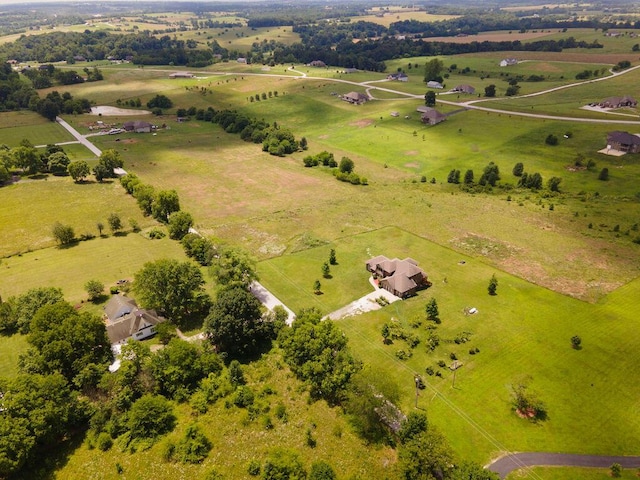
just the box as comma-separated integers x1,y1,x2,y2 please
427,81,443,89
104,295,166,345
500,58,518,67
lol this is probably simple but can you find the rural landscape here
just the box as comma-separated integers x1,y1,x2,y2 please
0,1,640,479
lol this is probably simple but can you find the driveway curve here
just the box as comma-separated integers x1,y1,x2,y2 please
488,452,640,478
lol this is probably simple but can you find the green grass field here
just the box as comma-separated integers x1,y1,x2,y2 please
258,227,640,460
0,333,29,378
0,174,157,257
47,351,398,480
0,112,74,147
507,466,640,479
0,233,186,303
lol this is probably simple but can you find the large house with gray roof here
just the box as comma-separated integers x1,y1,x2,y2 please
606,131,640,153
104,295,166,345
366,256,429,298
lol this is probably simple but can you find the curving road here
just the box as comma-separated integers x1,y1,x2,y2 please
487,452,640,478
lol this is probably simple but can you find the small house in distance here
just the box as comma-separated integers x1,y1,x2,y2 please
419,107,447,125
500,58,518,67
606,131,640,154
366,256,429,299
598,96,637,109
104,295,166,345
123,121,153,133
452,84,475,94
308,60,327,68
387,72,408,82
427,81,443,89
342,92,369,105
169,71,195,79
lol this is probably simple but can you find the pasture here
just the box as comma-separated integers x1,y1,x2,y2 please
0,174,155,257
0,233,185,303
507,466,640,479
0,112,74,147
282,227,640,461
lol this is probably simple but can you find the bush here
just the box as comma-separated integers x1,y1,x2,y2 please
96,432,113,451
248,459,261,476
545,134,558,146
148,228,166,239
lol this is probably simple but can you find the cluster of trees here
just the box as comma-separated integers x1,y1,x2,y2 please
201,108,300,157
0,30,216,66
21,64,102,89
36,90,92,121
513,161,562,192
120,173,182,223
0,141,72,179
248,90,279,102
303,151,367,185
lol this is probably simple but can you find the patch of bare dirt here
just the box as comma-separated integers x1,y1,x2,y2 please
404,150,419,155
349,119,374,128
404,162,420,169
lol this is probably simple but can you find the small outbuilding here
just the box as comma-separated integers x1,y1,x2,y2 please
427,81,443,89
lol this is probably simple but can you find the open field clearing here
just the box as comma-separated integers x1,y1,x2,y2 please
0,234,185,303
176,25,300,49
0,112,74,147
259,227,640,459
47,352,398,480
460,49,639,65
479,65,640,115
46,69,640,301
355,12,459,27
0,175,155,257
0,333,28,378
423,30,558,43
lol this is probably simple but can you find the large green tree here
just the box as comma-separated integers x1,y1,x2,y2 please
67,160,90,182
398,428,454,480
24,301,111,383
204,286,275,359
5,286,64,334
423,58,444,83
209,246,258,289
152,189,180,223
127,394,176,440
168,211,194,240
280,308,360,405
134,259,209,326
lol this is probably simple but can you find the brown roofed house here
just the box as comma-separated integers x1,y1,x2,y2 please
607,131,640,153
599,96,637,108
366,256,429,299
104,295,166,345
123,121,153,133
342,92,369,105
452,84,475,94
420,108,447,126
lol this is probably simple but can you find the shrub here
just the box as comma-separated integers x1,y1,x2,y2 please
248,459,261,476
96,432,113,451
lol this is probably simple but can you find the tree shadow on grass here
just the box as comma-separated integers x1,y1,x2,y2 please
15,431,85,480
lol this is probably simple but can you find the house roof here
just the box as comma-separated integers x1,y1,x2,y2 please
123,121,152,130
104,295,137,321
453,84,475,93
607,131,640,145
366,256,427,297
381,274,417,295
106,309,165,344
343,92,368,102
427,81,443,88
421,110,447,121
601,95,636,105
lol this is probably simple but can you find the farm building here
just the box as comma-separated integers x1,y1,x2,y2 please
606,131,640,153
342,92,369,105
366,255,429,299
387,72,409,82
104,295,166,345
500,58,518,67
169,71,195,79
308,60,327,67
123,121,153,133
427,81,443,89
420,108,447,125
452,84,475,94
598,96,637,108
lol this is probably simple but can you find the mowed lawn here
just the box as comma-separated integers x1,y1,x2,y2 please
0,175,155,257
259,227,640,461
0,333,29,378
0,234,186,303
0,111,74,147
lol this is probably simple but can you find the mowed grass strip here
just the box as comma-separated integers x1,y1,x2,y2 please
0,234,186,302
506,466,640,479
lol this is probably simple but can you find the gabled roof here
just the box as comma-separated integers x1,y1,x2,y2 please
104,295,137,321
344,91,368,102
106,309,164,344
381,274,417,295
607,130,640,145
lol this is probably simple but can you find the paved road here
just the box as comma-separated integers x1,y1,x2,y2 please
250,281,296,325
55,116,102,157
488,452,640,478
